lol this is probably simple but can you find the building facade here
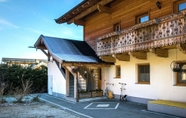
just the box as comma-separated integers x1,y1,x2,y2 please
55,0,186,103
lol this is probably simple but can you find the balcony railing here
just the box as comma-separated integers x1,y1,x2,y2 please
97,10,186,56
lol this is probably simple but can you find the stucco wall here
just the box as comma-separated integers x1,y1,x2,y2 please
104,49,186,102
48,61,66,96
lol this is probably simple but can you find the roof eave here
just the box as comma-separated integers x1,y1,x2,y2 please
55,0,90,24
34,35,43,49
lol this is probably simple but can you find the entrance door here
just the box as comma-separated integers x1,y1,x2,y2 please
48,75,53,95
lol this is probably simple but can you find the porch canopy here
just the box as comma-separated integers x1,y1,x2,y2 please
34,35,111,66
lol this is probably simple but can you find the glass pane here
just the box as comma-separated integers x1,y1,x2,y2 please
139,15,149,23
117,66,120,76
145,65,150,73
140,73,150,82
178,72,186,83
182,73,186,80
139,64,150,82
139,65,149,73
178,2,186,11
139,66,144,73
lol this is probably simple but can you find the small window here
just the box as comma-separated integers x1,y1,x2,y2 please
176,63,186,86
113,23,120,32
115,65,121,78
139,15,149,23
177,72,186,85
178,2,186,11
173,0,186,13
136,13,149,24
138,64,150,84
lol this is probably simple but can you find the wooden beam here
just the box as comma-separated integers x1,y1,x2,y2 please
115,53,130,61
41,49,48,57
129,51,147,60
67,0,113,24
62,62,112,67
65,68,70,96
100,55,116,63
150,48,168,58
177,44,186,54
97,4,111,14
73,19,85,26
41,49,50,61
36,45,46,50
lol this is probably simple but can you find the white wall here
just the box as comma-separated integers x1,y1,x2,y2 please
104,49,186,102
48,61,66,96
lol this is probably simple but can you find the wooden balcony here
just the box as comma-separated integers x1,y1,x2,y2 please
97,10,186,62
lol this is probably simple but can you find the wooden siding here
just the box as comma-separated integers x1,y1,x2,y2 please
84,0,184,51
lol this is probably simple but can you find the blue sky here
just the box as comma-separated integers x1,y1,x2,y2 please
0,0,83,61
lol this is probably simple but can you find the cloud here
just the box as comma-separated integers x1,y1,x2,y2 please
0,18,19,28
0,0,8,2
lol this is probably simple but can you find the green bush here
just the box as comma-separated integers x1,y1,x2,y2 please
0,64,47,95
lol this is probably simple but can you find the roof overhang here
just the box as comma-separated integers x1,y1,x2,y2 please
55,0,114,25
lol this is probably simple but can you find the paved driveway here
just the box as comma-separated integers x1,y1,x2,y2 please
40,94,181,118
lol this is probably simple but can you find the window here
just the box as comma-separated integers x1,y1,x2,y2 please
115,65,121,78
176,63,186,86
136,13,149,24
138,64,150,84
113,23,120,32
177,72,186,86
139,15,149,23
178,2,186,11
173,0,186,13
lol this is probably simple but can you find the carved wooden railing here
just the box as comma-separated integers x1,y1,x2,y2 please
97,10,186,56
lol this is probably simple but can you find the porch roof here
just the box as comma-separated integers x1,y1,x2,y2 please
34,35,106,64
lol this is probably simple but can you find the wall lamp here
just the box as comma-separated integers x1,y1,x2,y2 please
156,1,161,9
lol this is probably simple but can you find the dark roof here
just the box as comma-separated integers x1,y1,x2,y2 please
34,35,104,64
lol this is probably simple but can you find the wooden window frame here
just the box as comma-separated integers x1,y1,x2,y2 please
137,64,150,84
136,12,149,24
113,22,121,32
176,61,186,86
173,0,186,13
115,65,121,78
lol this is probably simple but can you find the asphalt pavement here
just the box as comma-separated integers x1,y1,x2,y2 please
39,93,182,118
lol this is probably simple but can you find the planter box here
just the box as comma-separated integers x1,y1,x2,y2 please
78,91,103,99
91,91,103,97
78,92,91,99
